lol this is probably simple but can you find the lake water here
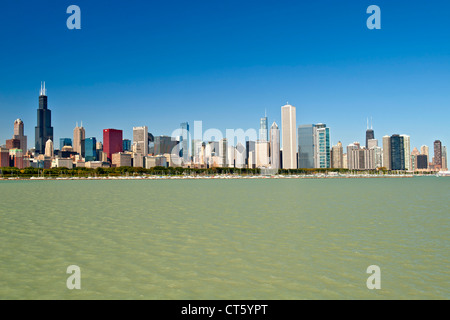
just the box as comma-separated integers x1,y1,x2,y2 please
0,177,448,299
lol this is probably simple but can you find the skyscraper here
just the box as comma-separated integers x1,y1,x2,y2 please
133,126,149,156
315,123,330,168
73,122,85,155
84,137,97,162
420,145,429,158
347,143,360,170
246,141,256,169
35,82,53,155
382,135,391,170
281,104,296,169
270,122,280,170
416,154,428,170
401,135,411,171
390,134,405,170
260,115,268,142
365,118,374,149
256,141,270,168
331,141,343,168
298,124,316,169
13,119,27,153
219,138,228,167
0,148,9,167
153,136,179,155
122,139,131,152
420,145,430,169
180,122,190,162
434,140,442,168
411,147,420,172
103,129,123,162
442,146,447,170
45,139,54,158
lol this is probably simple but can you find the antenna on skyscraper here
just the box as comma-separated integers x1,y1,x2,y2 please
43,81,46,96
371,117,373,130
40,82,43,96
367,117,369,130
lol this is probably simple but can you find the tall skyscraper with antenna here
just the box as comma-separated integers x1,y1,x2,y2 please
35,82,54,155
365,117,374,149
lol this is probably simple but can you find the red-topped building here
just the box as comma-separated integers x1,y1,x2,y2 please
103,129,123,162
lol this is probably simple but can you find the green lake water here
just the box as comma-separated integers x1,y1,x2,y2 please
0,177,448,299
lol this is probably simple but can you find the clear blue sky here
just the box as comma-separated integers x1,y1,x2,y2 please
0,0,449,155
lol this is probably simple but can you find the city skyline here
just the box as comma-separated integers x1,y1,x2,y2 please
1,84,446,164
0,1,449,151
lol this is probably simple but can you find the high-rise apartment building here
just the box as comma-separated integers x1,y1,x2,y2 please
382,135,391,170
442,146,447,170
281,104,296,169
35,82,53,155
410,147,420,171
270,122,280,170
390,134,405,170
416,154,428,170
315,124,330,168
331,141,343,168
103,129,123,162
434,140,442,168
401,135,411,171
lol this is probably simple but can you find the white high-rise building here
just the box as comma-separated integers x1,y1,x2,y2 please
281,104,296,169
256,141,270,168
133,126,149,156
270,122,280,170
45,139,54,158
401,134,411,171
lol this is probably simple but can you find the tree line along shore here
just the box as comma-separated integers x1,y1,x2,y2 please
0,166,434,179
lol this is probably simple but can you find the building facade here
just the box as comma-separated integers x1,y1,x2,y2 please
281,104,296,169
35,82,54,155
270,122,280,170
298,124,315,169
315,124,330,168
103,129,123,162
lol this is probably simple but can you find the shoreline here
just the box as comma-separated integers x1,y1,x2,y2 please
0,174,428,181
